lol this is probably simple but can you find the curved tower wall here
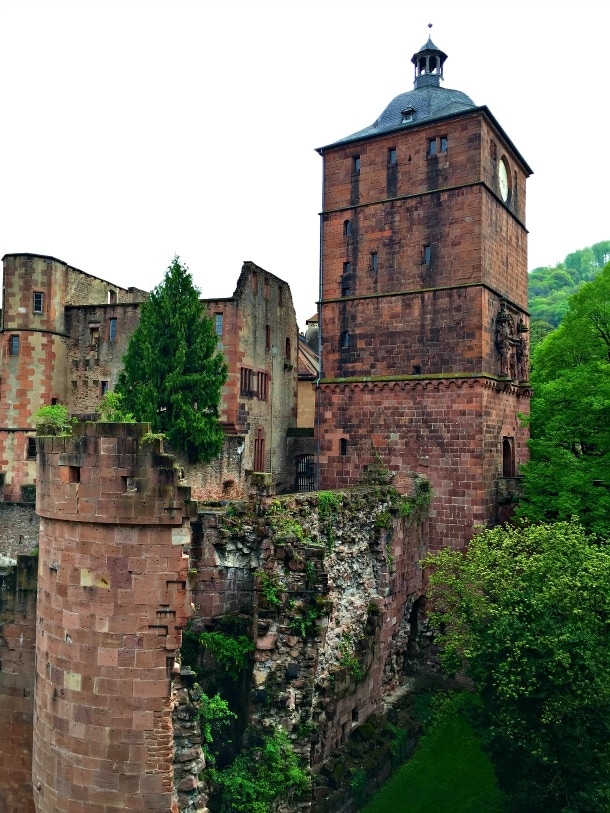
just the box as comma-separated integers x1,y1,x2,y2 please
32,423,196,813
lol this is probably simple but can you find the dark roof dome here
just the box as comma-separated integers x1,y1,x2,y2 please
319,36,476,151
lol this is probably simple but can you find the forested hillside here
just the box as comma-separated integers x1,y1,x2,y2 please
528,241,610,349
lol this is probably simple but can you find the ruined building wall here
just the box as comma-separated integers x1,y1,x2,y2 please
200,262,298,499
0,555,37,813
0,253,147,504
64,303,143,415
189,482,429,773
32,423,196,813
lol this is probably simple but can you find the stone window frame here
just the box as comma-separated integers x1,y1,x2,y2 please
26,436,37,459
108,317,117,342
33,291,44,314
214,313,223,336
388,147,397,166
9,335,19,355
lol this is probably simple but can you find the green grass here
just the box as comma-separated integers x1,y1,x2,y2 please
361,696,505,813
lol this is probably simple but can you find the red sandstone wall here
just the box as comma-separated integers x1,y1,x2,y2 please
32,423,196,813
317,379,529,550
0,555,37,813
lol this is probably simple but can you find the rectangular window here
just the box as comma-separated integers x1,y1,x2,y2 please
343,261,351,275
265,324,271,351
428,138,437,156
214,313,223,336
341,279,351,297
251,272,258,294
440,136,448,153
27,437,37,459
33,292,44,313
107,290,117,304
388,147,397,166
89,326,100,345
424,245,431,265
258,372,269,401
100,380,109,395
108,318,117,342
278,286,283,307
240,367,254,396
371,252,378,273
9,335,19,355
353,155,360,175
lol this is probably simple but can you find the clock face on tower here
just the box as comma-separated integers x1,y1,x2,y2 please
498,157,509,202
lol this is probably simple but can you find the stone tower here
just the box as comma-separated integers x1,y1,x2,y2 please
316,36,532,549
32,423,196,812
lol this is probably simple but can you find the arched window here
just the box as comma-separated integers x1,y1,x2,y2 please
343,219,351,237
339,438,347,456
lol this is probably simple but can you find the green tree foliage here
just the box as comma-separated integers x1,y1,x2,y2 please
425,521,610,813
116,257,227,462
519,263,610,536
528,240,610,327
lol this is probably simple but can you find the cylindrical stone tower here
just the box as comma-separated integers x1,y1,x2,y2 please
32,423,196,813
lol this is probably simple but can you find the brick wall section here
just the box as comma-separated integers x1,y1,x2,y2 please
318,102,531,549
0,555,37,813
32,423,196,813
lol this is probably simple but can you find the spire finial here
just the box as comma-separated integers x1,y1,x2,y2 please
428,22,433,30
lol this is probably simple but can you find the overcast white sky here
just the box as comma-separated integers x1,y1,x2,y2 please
0,0,607,329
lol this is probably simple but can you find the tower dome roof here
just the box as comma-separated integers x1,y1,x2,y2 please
318,36,477,151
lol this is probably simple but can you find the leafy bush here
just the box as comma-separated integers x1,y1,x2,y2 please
34,404,74,435
198,631,254,680
213,727,309,813
97,391,136,422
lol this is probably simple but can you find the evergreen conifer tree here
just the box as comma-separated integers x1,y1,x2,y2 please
117,257,227,462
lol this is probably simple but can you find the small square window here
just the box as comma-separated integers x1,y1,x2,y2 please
428,138,437,156
214,313,223,336
27,437,37,459
388,148,397,166
9,335,19,355
33,292,44,313
109,318,117,342
353,156,361,175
